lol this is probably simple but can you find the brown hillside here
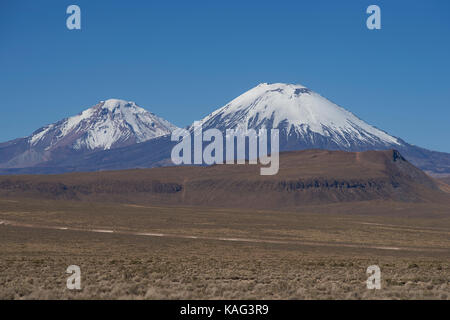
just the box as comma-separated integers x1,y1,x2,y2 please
0,149,447,209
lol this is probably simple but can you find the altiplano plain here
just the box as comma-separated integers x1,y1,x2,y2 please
0,150,449,299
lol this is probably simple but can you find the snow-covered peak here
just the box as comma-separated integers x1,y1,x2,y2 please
101,98,132,111
100,99,145,112
196,82,401,148
28,99,178,151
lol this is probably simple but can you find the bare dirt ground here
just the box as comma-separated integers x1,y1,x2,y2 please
0,198,449,299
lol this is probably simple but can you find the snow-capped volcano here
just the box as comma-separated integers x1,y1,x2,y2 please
29,99,177,152
196,83,401,151
1,85,449,175
0,99,177,168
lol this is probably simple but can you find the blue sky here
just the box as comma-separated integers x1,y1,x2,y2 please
1,0,449,152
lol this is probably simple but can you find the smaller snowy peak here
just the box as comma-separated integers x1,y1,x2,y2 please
28,99,178,152
102,98,131,110
100,99,140,112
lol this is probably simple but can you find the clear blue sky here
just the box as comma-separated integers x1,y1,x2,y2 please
1,0,449,152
